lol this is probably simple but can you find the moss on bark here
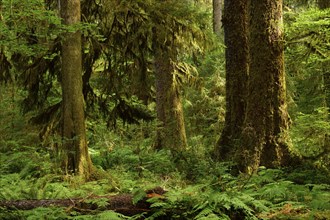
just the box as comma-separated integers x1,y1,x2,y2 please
154,44,187,152
215,0,249,160
60,0,93,179
238,0,292,173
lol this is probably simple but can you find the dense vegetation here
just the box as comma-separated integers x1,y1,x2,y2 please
0,0,329,219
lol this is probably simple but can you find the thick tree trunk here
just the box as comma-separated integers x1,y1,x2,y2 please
239,0,291,173
60,0,93,179
213,0,223,36
215,0,249,160
154,46,187,152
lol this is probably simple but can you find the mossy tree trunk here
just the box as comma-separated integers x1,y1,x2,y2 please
213,0,223,36
318,0,330,115
323,68,330,116
238,0,291,173
154,43,187,152
60,0,93,179
215,0,249,160
131,55,150,105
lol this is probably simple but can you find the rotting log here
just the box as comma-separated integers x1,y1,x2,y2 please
0,187,167,216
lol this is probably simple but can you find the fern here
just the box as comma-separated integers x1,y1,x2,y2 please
194,206,217,220
21,207,68,220
95,210,129,220
258,181,294,203
308,184,330,210
145,210,167,220
150,201,168,208
132,188,146,205
85,198,109,209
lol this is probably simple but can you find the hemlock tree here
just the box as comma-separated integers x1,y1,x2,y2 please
215,0,249,160
60,0,93,178
153,27,188,152
151,0,207,152
238,0,292,173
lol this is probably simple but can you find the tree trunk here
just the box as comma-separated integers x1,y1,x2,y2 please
1,196,149,216
0,187,167,216
60,0,93,179
323,71,330,115
0,2,12,84
317,0,330,9
213,0,223,36
215,0,249,160
131,55,150,105
154,44,187,152
239,0,291,173
318,0,330,115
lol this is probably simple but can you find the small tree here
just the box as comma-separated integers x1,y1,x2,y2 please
149,0,209,153
153,40,188,151
60,0,93,179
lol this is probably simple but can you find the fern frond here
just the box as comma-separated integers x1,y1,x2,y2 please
194,207,217,220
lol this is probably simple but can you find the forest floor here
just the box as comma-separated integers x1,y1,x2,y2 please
0,86,330,219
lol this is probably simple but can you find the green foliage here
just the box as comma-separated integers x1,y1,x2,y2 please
93,211,130,220
290,108,330,168
0,0,61,56
245,169,330,216
286,8,330,61
91,142,176,178
285,7,330,113
84,0,212,128
184,45,226,143
146,183,266,219
132,188,147,205
2,91,328,219
0,1,330,220
21,207,68,220
285,7,330,170
0,207,131,220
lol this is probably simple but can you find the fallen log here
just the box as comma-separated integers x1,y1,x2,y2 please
0,187,166,216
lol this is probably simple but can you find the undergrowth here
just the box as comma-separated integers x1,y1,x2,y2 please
1,86,330,219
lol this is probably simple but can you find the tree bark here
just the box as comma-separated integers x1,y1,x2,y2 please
153,43,187,152
323,70,330,115
317,0,330,9
60,0,93,179
0,187,166,216
213,0,223,36
215,0,249,160
131,55,150,105
239,0,291,173
0,196,150,216
0,2,12,84
318,0,330,115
